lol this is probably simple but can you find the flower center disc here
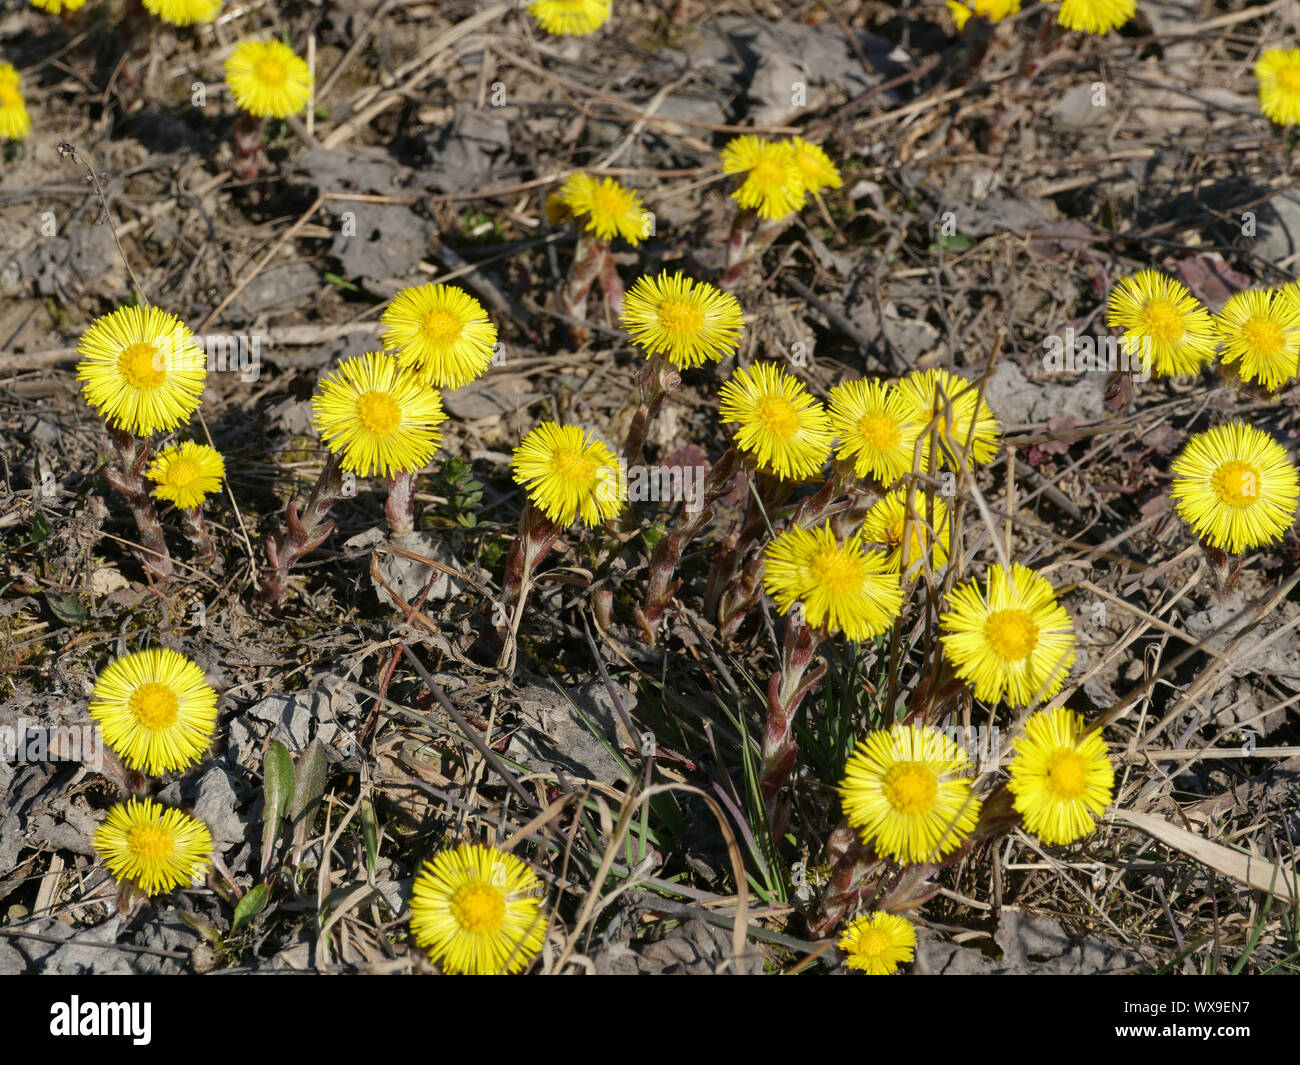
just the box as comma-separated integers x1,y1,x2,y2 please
656,298,705,336
856,929,889,957
754,395,801,439
1240,314,1286,357
450,882,506,935
129,682,180,730
0,83,19,109
166,459,200,490
985,608,1039,661
857,410,901,451
126,823,176,862
421,308,464,343
1045,749,1087,799
552,445,598,485
1139,298,1186,344
118,342,167,390
750,155,785,188
254,57,287,86
808,547,863,593
591,186,626,216
356,391,403,436
1278,66,1300,93
882,762,939,815
1211,459,1260,507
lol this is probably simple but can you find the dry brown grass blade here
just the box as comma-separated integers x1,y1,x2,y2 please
1119,809,1298,904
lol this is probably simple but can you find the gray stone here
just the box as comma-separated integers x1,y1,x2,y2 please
509,678,637,784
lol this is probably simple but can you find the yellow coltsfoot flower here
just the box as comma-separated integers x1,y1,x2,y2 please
409,843,547,974
1055,0,1135,34
1106,270,1219,378
763,523,903,641
827,378,922,484
511,422,624,526
0,62,32,142
940,563,1076,707
786,137,842,196
144,0,221,26
838,912,917,975
839,723,982,864
620,271,745,369
30,0,89,13
558,172,647,245
382,283,498,389
1255,46,1300,126
721,135,807,221
312,353,447,479
89,648,219,776
1216,288,1300,392
947,0,1020,31
224,39,314,119
528,0,611,36
93,798,213,896
146,441,225,509
895,367,1000,470
718,363,834,481
861,488,951,577
76,305,206,436
1169,422,1300,554
1008,708,1114,846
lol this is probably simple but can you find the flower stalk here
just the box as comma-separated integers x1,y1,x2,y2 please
263,451,346,605
759,614,829,831
496,503,561,670
560,229,609,346
104,427,173,580
385,470,417,535
720,209,791,292
622,355,681,470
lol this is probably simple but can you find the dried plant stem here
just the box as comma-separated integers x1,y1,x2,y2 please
635,447,741,643
497,504,561,671
104,428,173,580
622,355,681,469
385,470,416,535
759,616,828,832
263,452,346,606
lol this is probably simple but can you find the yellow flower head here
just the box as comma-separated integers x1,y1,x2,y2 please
89,648,219,777
382,283,498,389
620,271,745,369
838,912,916,975
895,368,1000,470
940,563,1077,708
409,843,547,974
1056,0,1135,34
1256,47,1300,127
861,489,951,577
558,172,647,245
719,363,834,481
839,723,982,864
0,62,31,142
528,0,611,36
511,421,625,526
224,39,314,119
1216,288,1300,391
720,135,807,221
146,441,225,509
93,798,213,897
143,0,221,26
1169,422,1300,554
77,305,206,436
763,523,903,642
947,0,1020,31
312,353,446,479
787,137,842,196
30,0,89,13
1106,269,1219,378
1008,708,1114,846
827,378,922,484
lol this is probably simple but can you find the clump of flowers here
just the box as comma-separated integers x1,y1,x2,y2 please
224,39,314,186
839,724,982,865
838,912,917,975
939,562,1077,707
409,843,547,974
1255,47,1300,127
93,798,213,897
1008,708,1115,846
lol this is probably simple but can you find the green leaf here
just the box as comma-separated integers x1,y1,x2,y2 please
231,883,270,933
44,592,88,625
289,738,329,866
928,232,973,254
324,273,360,292
359,798,379,880
29,512,52,545
260,741,295,874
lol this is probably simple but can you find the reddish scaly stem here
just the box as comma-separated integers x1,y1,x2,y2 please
115,0,152,105
720,209,791,292
104,427,173,580
622,355,681,470
497,504,562,670
181,506,217,569
263,452,346,606
561,229,608,347
385,470,416,535
231,111,266,189
758,616,828,831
